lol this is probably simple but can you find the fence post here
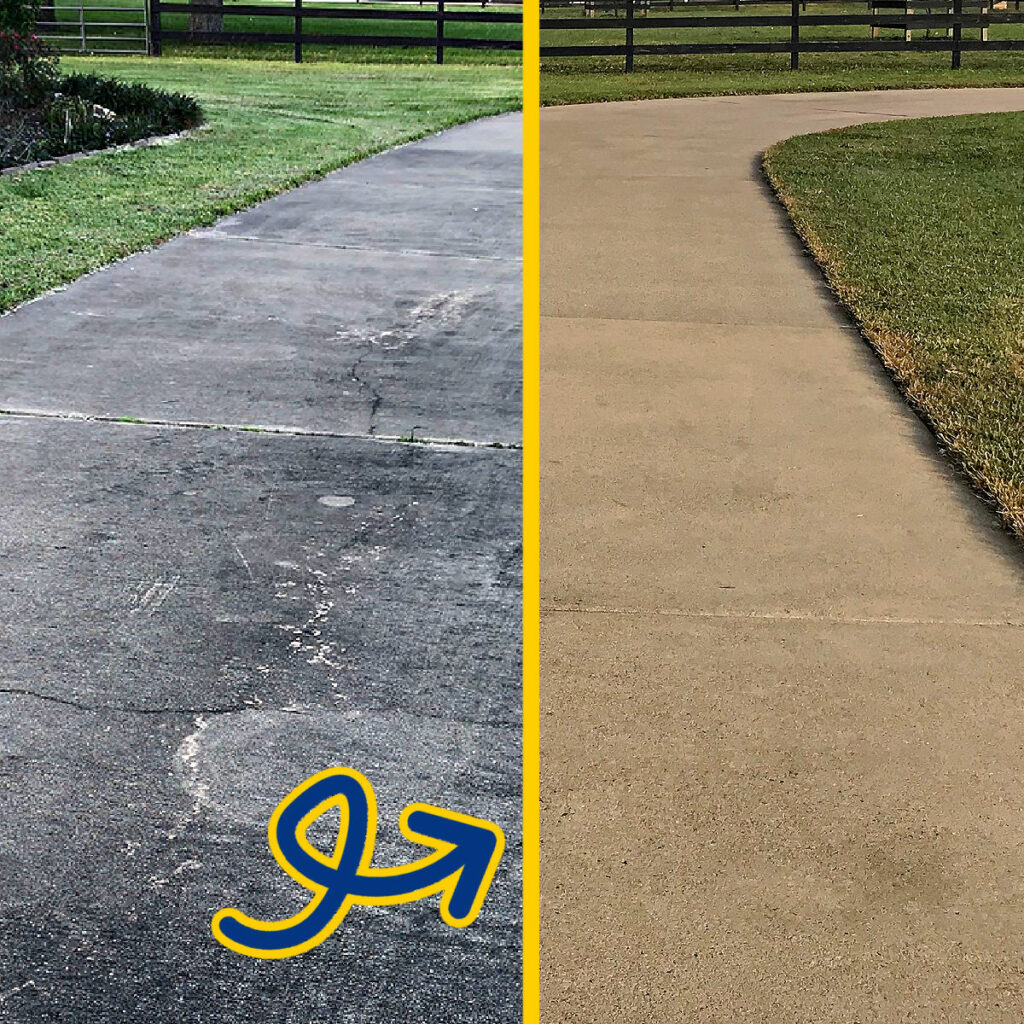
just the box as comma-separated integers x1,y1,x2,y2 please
625,0,634,71
436,0,445,64
149,0,162,55
294,0,303,62
951,0,962,66
790,0,799,68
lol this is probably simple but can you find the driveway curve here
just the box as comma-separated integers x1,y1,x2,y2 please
542,89,1024,1023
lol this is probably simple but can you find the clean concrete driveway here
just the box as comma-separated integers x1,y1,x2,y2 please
0,114,521,1023
542,90,1024,1023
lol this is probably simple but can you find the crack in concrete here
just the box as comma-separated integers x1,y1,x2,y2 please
349,351,384,437
0,687,265,715
0,687,521,727
340,290,479,437
810,105,914,119
0,408,521,451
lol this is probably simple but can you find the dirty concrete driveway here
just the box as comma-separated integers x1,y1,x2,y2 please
0,113,522,1023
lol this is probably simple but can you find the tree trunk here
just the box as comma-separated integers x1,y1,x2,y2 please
189,0,223,35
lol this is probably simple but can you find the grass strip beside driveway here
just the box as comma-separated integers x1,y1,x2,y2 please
542,56,1024,104
0,56,521,313
764,111,1024,538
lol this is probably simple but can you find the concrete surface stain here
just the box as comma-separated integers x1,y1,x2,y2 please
274,555,347,678
233,542,257,582
337,290,474,353
148,857,203,891
0,981,36,1006
131,573,181,616
171,714,212,836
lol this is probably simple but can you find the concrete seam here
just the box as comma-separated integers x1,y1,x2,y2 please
0,408,522,451
541,604,1024,628
193,230,523,265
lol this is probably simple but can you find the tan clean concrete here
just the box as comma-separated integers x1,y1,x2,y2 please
541,89,1024,1023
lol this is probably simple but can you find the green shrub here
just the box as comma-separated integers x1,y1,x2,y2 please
1,65,202,168
43,93,91,147
14,74,202,163
0,0,40,35
0,30,58,106
60,73,203,133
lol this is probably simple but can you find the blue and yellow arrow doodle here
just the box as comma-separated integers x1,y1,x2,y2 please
211,767,506,959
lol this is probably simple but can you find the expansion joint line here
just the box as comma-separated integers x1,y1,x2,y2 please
0,408,521,452
541,604,1024,628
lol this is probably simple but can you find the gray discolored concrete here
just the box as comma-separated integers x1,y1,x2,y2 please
0,114,522,445
0,113,521,1023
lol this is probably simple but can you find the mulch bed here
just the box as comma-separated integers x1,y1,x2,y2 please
0,74,202,172
0,105,48,169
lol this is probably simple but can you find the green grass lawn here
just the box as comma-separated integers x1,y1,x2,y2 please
0,56,520,313
541,2,1024,103
42,0,522,65
764,112,1024,537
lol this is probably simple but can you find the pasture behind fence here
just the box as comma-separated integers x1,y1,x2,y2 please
540,0,1024,70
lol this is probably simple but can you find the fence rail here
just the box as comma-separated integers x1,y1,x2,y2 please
37,0,521,60
150,0,523,61
540,0,1024,69
37,0,149,53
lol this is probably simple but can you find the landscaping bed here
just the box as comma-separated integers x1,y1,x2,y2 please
1,40,201,170
764,112,1024,538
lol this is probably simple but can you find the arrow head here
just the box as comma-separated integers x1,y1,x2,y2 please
401,805,505,926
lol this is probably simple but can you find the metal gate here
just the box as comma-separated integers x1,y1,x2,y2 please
37,0,151,55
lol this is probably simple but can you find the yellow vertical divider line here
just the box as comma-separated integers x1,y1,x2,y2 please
521,0,540,1020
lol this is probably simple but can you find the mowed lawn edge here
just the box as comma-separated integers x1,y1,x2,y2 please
0,56,521,314
763,112,1024,539
541,64,1024,105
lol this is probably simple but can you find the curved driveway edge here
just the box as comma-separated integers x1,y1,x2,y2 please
541,90,1024,1023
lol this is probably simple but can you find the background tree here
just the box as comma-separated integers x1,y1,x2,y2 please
189,0,223,35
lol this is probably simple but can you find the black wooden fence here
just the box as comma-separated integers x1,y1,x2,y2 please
150,0,523,62
540,0,1024,70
